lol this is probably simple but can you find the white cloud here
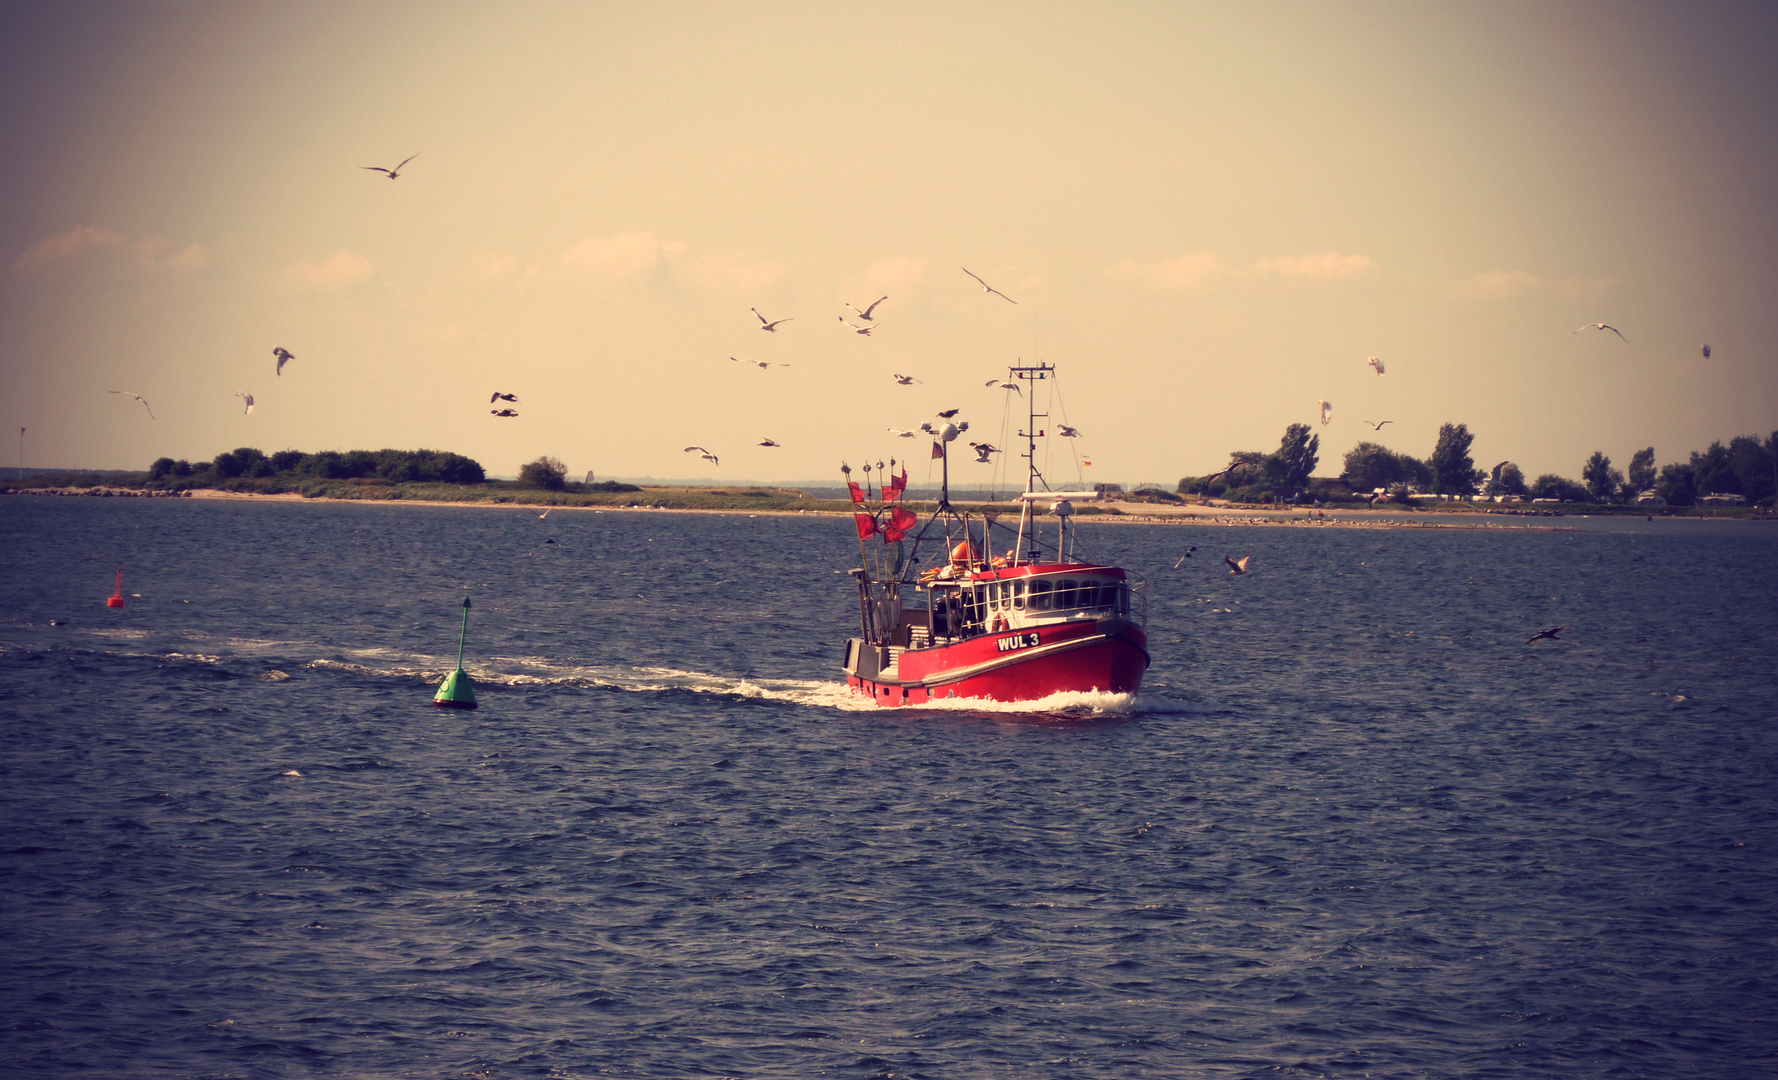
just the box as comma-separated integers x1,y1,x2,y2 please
675,250,785,293
164,242,218,275
1108,253,1224,290
561,231,665,277
848,256,929,299
286,250,374,290
1248,251,1377,279
11,225,127,274
1109,251,1376,290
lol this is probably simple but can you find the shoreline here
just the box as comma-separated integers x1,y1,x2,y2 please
9,484,1766,530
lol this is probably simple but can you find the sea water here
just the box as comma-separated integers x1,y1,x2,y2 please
2,497,1775,1078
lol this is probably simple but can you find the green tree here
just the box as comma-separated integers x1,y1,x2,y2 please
519,455,568,490
1268,422,1319,497
1530,473,1588,501
148,457,176,480
1626,447,1656,495
1496,463,1528,497
1428,423,1482,496
270,449,305,472
1655,461,1696,505
1691,441,1737,495
1581,451,1623,502
1728,434,1775,503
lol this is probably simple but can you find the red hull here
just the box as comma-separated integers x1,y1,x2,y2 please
846,618,1148,707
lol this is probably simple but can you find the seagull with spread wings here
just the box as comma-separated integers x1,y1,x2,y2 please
963,267,1018,304
491,392,518,403
684,446,719,465
758,438,782,448
1368,356,1385,376
731,357,789,369
1226,555,1252,575
236,391,254,414
1363,419,1392,430
1057,424,1082,438
847,296,888,321
892,373,921,385
838,316,875,335
1573,323,1627,341
361,153,418,179
985,379,1022,395
886,428,920,438
109,391,155,419
491,408,518,418
1527,625,1572,644
751,308,793,332
273,347,294,375
1319,400,1333,426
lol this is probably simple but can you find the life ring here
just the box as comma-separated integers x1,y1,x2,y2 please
991,613,1008,633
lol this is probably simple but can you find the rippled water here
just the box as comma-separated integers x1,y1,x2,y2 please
3,498,1775,1078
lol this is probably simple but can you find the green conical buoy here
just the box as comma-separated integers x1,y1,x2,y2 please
433,597,478,710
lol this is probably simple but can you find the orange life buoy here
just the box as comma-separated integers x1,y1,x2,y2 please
991,613,1008,633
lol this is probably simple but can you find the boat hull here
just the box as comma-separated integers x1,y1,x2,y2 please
844,618,1149,707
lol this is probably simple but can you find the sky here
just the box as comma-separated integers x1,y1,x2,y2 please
2,1,1775,488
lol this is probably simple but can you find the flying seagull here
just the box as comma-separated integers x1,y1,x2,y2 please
985,379,1021,395
539,508,551,520
1057,424,1081,437
491,392,518,403
1701,344,1712,359
491,408,518,417
1368,356,1385,376
838,316,875,335
758,438,781,447
360,153,418,179
1572,323,1627,341
1527,624,1572,644
1363,419,1392,430
886,428,919,438
236,391,254,414
1226,555,1252,575
684,446,719,465
1488,461,1512,485
110,391,154,419
1173,546,1198,568
1319,400,1333,426
892,374,921,385
969,441,999,463
962,267,1018,304
848,296,888,321
751,308,793,332
273,347,294,375
731,357,789,368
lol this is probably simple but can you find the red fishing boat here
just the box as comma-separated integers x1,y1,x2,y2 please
841,363,1150,706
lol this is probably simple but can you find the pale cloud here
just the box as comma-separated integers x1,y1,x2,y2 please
11,225,127,274
561,231,665,277
164,242,218,275
561,231,782,293
1109,251,1376,290
286,250,374,290
674,250,785,293
1453,269,1543,300
1248,251,1378,279
472,253,519,279
856,256,930,298
1452,270,1615,300
1108,253,1224,291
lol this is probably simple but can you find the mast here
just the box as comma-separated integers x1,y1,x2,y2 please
1010,361,1052,565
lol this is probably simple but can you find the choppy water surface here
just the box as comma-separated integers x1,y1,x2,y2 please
2,498,1775,1078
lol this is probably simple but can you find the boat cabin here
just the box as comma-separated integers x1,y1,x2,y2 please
872,563,1133,650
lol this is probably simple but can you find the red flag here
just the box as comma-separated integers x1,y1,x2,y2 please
884,467,907,502
853,512,877,539
930,441,944,460
884,507,919,543
847,481,865,504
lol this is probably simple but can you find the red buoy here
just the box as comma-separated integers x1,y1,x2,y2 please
107,568,125,608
